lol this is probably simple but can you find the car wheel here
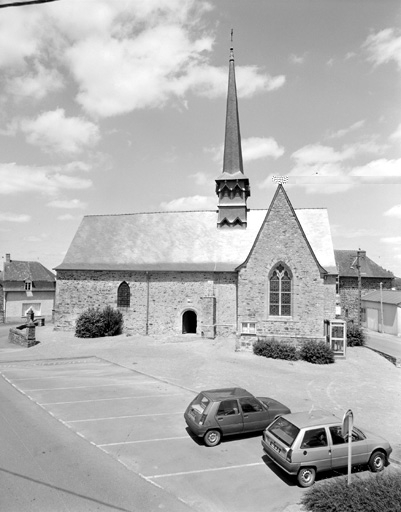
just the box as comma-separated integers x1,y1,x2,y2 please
297,467,316,487
204,429,221,447
368,451,386,472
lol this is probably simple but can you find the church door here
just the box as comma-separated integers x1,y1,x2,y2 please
182,310,197,334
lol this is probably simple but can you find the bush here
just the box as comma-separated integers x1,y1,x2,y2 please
299,340,335,364
301,471,401,512
102,305,124,337
75,306,123,338
347,326,366,347
253,338,298,361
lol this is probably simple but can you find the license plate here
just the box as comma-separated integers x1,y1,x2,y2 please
270,441,281,453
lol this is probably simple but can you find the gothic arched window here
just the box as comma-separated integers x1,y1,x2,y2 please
117,281,130,308
269,264,292,316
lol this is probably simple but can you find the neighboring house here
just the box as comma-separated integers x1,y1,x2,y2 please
1,254,56,323
361,290,401,337
54,46,338,345
334,250,394,323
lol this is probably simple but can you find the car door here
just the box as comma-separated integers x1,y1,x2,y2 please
215,399,243,435
238,396,270,432
329,425,369,469
297,427,331,473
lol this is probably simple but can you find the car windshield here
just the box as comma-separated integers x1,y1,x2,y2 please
268,417,300,447
191,394,211,415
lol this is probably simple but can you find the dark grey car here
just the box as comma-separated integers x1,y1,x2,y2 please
184,387,291,447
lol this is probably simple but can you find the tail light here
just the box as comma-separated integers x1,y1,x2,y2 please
199,414,207,425
286,449,293,462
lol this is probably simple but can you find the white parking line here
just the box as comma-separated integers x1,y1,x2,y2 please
66,412,183,423
40,393,185,405
99,436,189,447
24,381,158,391
147,462,265,479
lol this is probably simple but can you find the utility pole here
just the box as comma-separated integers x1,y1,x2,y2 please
356,249,362,327
380,282,384,333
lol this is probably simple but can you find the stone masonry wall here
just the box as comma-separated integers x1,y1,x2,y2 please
55,270,237,337
237,189,336,344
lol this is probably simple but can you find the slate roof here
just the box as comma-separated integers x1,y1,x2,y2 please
56,208,337,274
362,290,401,306
334,250,394,279
3,260,55,282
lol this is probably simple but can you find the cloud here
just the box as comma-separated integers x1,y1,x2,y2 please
47,199,87,209
259,145,401,193
19,109,100,154
242,137,285,161
289,53,306,65
209,136,284,164
381,236,401,244
0,212,31,222
160,195,216,211
384,204,401,219
190,172,210,186
363,28,401,70
0,162,92,196
390,123,401,141
327,120,365,140
5,63,64,101
57,214,77,221
0,1,283,118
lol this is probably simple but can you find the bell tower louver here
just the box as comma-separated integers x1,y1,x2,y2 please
215,43,250,228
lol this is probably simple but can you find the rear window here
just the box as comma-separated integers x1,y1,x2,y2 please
268,417,300,447
191,393,211,415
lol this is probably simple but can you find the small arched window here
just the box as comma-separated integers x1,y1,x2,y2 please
269,263,292,316
117,281,130,308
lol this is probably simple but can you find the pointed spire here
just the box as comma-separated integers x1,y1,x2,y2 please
222,37,244,176
215,33,250,228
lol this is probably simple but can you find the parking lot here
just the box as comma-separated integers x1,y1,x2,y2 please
0,356,304,512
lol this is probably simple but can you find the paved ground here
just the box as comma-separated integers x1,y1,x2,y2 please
1,324,400,511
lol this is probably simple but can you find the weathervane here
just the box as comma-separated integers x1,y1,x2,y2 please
272,176,289,185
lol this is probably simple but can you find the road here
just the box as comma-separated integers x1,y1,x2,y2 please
0,371,192,512
364,329,401,360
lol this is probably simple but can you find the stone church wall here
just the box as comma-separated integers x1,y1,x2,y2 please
54,269,237,336
237,190,336,345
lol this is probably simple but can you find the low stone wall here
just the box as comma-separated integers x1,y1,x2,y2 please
235,334,326,352
9,323,38,348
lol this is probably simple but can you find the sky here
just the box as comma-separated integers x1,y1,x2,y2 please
0,0,400,277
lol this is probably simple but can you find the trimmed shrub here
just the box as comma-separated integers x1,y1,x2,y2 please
253,338,298,361
75,306,123,338
102,305,123,337
347,326,366,347
301,471,401,512
299,340,335,364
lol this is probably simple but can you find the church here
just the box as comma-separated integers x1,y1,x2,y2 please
54,47,338,347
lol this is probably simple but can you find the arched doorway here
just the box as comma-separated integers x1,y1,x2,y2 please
182,310,197,334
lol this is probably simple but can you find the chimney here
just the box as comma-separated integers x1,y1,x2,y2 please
6,253,11,263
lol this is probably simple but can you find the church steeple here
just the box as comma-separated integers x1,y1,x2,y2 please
215,37,250,228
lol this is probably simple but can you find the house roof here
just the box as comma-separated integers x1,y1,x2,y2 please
3,260,55,282
362,290,401,306
334,250,394,279
56,207,337,274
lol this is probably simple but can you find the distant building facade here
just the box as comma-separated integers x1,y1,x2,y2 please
1,254,56,323
334,250,394,323
362,290,401,336
54,47,338,346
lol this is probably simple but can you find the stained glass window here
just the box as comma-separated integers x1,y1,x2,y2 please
269,265,292,316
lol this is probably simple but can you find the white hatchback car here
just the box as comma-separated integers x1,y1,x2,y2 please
261,410,392,487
